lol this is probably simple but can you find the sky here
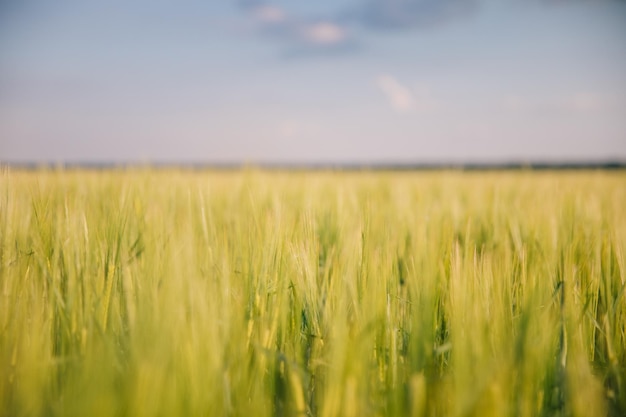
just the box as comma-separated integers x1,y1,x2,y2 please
1,0,625,164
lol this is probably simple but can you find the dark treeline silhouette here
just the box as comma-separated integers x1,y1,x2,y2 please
2,160,626,171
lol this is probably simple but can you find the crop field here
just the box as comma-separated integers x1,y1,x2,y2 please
0,169,625,417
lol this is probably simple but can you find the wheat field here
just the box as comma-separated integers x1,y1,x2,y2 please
0,169,624,417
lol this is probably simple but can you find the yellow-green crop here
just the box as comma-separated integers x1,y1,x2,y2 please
1,169,624,416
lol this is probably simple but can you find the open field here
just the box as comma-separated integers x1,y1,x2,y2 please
1,169,625,417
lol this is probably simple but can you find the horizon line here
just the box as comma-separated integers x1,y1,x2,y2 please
2,160,626,171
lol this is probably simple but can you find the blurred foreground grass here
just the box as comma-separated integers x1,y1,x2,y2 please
1,169,625,417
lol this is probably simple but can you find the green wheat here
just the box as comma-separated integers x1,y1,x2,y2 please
0,168,624,417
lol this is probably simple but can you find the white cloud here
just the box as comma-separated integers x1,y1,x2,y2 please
376,75,415,113
300,22,347,45
253,5,286,24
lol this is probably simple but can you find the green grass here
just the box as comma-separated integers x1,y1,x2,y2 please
1,168,624,417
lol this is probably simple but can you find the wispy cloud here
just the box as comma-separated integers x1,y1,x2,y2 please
376,76,440,113
237,0,621,57
300,22,347,45
238,2,354,55
234,0,483,57
253,5,286,24
377,75,415,113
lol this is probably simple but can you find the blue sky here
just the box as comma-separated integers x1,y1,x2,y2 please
1,0,625,164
